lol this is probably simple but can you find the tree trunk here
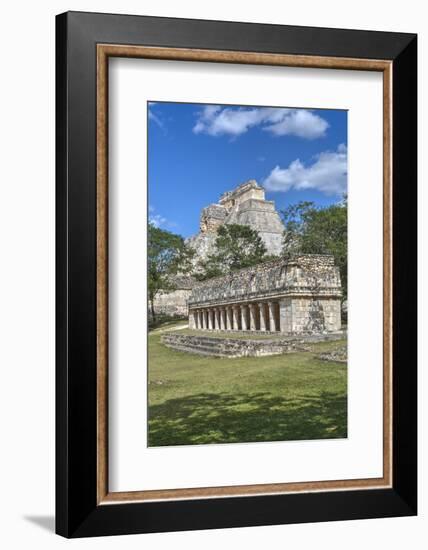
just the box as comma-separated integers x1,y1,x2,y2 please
150,296,156,322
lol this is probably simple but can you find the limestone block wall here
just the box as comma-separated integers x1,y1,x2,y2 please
153,289,191,317
219,180,265,207
319,299,342,332
200,204,227,233
185,232,216,263
187,179,286,261
233,198,283,231
189,255,342,306
279,298,293,333
188,255,342,335
259,232,284,257
281,297,341,334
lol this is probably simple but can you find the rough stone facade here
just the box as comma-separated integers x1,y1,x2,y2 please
152,275,194,318
162,332,344,358
154,179,285,317
188,255,342,335
186,179,285,262
153,288,192,317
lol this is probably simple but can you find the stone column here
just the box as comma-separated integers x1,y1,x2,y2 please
215,308,221,330
189,310,195,329
199,310,204,329
233,305,240,330
220,308,226,331
241,304,248,330
207,309,213,330
249,303,257,331
268,301,276,332
259,303,267,331
226,306,233,330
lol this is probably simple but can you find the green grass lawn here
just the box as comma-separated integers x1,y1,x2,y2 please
148,331,347,447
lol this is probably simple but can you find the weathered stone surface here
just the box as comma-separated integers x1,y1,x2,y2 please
186,179,285,262
185,232,217,264
152,274,195,317
188,255,342,335
154,179,285,316
199,204,227,233
153,288,192,317
151,181,344,330
190,255,341,305
161,332,344,358
318,345,348,364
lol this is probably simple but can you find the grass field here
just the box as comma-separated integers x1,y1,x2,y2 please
148,329,347,447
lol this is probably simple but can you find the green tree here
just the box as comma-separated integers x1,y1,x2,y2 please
281,196,347,297
196,224,268,280
148,224,194,320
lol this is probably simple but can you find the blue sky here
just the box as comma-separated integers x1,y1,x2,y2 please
148,102,347,238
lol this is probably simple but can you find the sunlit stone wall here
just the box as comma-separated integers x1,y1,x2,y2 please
188,255,342,335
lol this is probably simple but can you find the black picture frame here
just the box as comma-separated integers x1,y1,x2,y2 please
56,11,417,538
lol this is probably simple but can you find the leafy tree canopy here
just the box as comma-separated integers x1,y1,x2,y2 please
148,223,194,318
281,195,347,298
196,224,269,281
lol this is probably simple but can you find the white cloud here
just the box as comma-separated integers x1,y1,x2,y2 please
265,109,329,139
149,205,177,229
263,144,347,196
149,213,167,228
193,105,328,139
148,204,167,227
148,103,165,131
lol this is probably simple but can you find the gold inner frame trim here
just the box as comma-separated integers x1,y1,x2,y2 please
96,43,393,505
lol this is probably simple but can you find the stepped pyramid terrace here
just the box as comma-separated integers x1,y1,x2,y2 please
153,179,286,317
187,255,342,335
186,179,285,262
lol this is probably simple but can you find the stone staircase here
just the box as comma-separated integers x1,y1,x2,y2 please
161,333,298,358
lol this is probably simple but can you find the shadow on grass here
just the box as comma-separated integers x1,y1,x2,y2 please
148,391,347,446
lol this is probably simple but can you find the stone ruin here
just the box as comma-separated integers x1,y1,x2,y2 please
161,331,344,358
186,179,284,262
152,181,344,337
151,275,194,318
153,179,285,317
188,255,342,335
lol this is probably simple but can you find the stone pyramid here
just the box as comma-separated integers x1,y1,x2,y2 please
186,180,284,262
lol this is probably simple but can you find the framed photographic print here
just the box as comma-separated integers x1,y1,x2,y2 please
56,11,417,538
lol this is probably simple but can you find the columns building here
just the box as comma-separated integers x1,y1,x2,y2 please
188,255,342,335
